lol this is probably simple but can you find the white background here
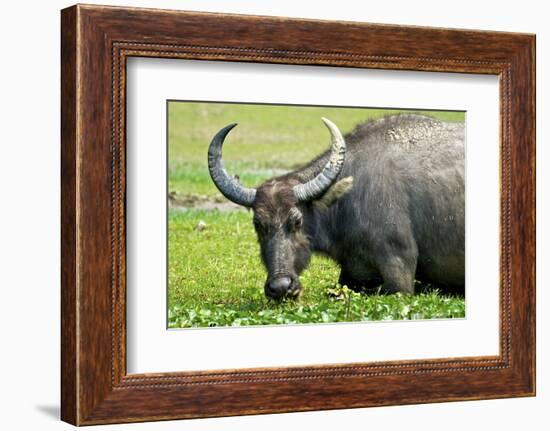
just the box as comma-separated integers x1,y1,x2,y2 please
0,0,547,430
127,59,500,373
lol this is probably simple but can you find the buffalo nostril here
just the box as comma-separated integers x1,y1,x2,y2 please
266,276,292,298
270,276,292,291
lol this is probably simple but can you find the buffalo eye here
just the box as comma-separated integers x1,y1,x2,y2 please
287,210,303,232
253,216,264,234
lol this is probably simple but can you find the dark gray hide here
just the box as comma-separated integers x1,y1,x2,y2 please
209,114,465,299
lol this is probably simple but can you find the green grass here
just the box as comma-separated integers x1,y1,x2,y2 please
168,209,465,328
168,102,466,328
168,103,465,198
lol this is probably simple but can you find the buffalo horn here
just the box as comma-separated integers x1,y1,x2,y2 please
207,123,257,207
293,118,346,202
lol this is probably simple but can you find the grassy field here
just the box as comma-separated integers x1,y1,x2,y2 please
168,102,465,328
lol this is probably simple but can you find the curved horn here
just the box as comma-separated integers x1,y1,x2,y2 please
208,123,256,207
293,117,346,202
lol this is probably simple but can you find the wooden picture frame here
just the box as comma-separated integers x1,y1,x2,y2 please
61,4,535,425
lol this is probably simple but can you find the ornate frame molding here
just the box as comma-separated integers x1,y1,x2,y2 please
61,5,535,425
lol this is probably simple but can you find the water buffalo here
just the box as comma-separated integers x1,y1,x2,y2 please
208,114,464,300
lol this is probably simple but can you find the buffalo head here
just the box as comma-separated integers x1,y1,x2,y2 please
208,118,352,300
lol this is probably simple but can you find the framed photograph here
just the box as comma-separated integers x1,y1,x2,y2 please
61,4,535,425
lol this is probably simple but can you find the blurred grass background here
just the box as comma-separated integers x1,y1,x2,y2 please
168,102,464,199
168,102,465,328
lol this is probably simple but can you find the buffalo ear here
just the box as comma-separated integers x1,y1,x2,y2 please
313,176,353,209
